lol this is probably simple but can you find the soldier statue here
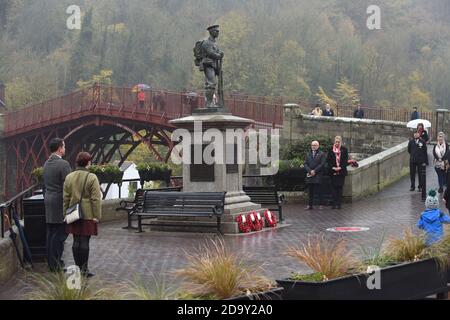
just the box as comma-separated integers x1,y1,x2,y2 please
194,25,224,109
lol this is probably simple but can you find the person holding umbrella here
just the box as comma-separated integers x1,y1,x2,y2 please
417,123,429,143
408,131,429,192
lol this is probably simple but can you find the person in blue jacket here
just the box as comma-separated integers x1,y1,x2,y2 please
417,189,450,245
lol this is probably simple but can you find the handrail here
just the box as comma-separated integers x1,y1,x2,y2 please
1,184,39,238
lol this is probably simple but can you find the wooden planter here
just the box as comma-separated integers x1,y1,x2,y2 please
224,288,284,300
138,169,172,184
95,171,124,184
276,258,448,300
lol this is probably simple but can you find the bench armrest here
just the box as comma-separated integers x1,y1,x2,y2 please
213,205,224,216
277,193,285,205
130,203,144,215
115,200,133,212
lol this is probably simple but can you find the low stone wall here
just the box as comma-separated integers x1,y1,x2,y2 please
101,198,130,223
343,140,410,201
0,114,5,202
283,112,411,154
0,226,23,285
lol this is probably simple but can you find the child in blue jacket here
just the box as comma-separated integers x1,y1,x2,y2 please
417,189,450,245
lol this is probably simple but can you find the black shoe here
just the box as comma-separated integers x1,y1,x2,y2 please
82,272,95,278
410,187,415,191
305,206,313,210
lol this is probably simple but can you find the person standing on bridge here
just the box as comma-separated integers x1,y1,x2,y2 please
353,104,364,119
408,131,429,192
63,152,102,278
433,132,449,194
138,90,146,109
326,136,349,210
444,160,450,213
304,140,326,210
43,138,72,272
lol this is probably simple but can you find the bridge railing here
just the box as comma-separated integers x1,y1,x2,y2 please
1,184,38,238
4,85,284,136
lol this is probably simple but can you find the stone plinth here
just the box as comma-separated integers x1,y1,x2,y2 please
166,112,262,234
170,113,261,213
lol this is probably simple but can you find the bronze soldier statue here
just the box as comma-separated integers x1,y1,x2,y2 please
194,25,224,109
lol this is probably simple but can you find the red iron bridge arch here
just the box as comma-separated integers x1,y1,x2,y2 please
1,85,284,198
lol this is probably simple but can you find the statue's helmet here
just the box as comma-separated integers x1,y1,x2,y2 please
207,24,220,31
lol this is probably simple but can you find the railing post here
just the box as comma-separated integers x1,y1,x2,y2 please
1,205,4,238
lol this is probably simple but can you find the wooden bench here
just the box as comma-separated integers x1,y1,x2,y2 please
135,191,226,233
116,187,182,229
243,186,285,222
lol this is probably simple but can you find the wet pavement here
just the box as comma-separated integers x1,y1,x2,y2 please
0,159,448,300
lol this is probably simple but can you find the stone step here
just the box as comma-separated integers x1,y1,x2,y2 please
144,219,239,234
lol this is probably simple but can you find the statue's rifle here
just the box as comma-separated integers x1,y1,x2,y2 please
218,57,225,108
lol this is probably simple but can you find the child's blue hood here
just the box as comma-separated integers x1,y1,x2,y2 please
422,209,441,223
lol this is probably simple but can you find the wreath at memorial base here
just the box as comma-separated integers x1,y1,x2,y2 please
236,214,252,233
264,210,277,228
247,212,263,232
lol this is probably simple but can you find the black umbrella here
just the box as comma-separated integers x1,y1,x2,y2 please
3,214,24,269
11,206,34,267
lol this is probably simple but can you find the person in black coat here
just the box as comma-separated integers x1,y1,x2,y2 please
304,140,326,210
408,131,429,192
323,104,335,117
444,160,450,212
433,132,449,193
326,136,349,209
410,107,419,120
43,138,72,272
353,105,364,119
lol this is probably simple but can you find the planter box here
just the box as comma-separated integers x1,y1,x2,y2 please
276,259,448,300
224,288,284,300
95,171,124,184
138,170,172,183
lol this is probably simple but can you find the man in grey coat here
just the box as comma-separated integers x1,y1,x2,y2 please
304,141,326,210
43,138,71,272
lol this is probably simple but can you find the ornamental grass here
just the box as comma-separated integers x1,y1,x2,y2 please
286,235,357,281
173,238,273,299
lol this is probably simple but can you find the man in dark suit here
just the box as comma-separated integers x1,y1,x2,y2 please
43,138,71,272
408,131,429,191
304,141,326,210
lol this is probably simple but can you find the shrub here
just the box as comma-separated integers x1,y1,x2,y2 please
286,235,357,281
25,270,117,300
31,167,44,184
384,229,427,263
136,162,172,182
281,134,333,163
89,164,123,183
174,238,273,299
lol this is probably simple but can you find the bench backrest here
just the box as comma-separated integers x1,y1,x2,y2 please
134,187,182,202
243,186,279,204
142,191,226,215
